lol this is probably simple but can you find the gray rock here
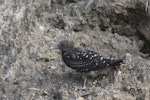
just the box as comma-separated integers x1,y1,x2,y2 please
0,0,149,100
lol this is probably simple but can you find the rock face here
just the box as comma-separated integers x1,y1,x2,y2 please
0,0,149,100
138,18,150,42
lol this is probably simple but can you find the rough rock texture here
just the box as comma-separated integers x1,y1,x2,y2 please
0,0,149,100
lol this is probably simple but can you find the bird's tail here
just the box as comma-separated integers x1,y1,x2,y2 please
109,59,123,66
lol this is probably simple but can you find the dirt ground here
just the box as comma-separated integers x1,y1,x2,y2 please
0,0,150,100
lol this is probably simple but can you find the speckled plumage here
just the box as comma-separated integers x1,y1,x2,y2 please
58,40,123,88
58,40,123,72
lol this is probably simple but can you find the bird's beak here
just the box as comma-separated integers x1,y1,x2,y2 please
49,45,59,50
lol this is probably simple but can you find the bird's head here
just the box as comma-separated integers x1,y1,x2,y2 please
58,40,74,52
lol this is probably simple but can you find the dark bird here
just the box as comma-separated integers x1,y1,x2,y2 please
58,40,123,89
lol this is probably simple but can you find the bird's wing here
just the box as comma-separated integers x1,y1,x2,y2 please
62,49,99,68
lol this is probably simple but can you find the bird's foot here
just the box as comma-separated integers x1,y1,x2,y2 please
78,86,86,90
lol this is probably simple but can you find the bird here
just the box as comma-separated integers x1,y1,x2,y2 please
57,40,123,89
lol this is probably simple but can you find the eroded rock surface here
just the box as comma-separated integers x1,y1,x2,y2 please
0,0,149,100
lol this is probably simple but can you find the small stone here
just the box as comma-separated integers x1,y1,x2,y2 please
123,85,131,91
0,67,3,75
53,91,62,100
51,66,57,69
19,81,27,89
113,94,121,100
117,70,122,75
125,53,133,69
76,97,84,100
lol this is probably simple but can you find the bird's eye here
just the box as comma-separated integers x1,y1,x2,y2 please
60,43,65,47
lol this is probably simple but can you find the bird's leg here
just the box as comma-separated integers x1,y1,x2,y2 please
82,73,87,89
